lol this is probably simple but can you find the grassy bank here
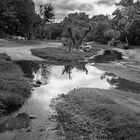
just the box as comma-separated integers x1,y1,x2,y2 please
51,88,140,140
31,47,95,63
0,53,31,115
31,45,123,64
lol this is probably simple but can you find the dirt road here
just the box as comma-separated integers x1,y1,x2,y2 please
0,41,61,61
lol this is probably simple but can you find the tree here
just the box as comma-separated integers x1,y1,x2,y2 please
67,26,91,51
112,0,140,45
62,12,91,51
87,15,112,43
44,23,63,40
63,12,90,40
9,0,36,39
38,3,55,39
33,14,43,40
39,3,55,24
0,0,20,36
0,0,37,39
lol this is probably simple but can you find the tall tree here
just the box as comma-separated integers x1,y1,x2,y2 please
8,0,36,39
62,12,91,50
112,0,140,45
0,0,20,36
39,3,55,24
0,0,37,39
87,14,112,43
39,3,55,39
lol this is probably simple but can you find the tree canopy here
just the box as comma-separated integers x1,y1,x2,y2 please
0,0,55,39
0,0,36,38
112,0,140,45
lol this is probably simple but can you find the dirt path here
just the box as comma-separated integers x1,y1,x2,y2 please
0,42,61,61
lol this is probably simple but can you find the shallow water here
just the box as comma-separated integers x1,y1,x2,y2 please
17,61,112,118
1,60,140,140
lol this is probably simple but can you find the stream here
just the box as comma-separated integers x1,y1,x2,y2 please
0,60,140,140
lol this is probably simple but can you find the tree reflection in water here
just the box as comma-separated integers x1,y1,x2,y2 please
62,62,88,79
33,64,51,84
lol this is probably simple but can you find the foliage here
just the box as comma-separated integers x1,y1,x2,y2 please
0,0,37,39
44,23,63,40
61,12,92,50
0,0,55,40
112,0,140,45
0,0,20,36
1,0,140,46
85,15,112,43
35,3,55,40
39,3,55,24
62,12,90,40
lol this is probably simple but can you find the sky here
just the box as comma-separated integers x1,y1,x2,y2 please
33,0,121,22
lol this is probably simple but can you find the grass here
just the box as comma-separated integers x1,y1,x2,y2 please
31,47,95,63
125,49,140,63
31,44,121,63
50,88,140,140
0,112,30,133
0,53,31,115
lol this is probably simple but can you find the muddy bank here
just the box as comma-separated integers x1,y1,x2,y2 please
92,50,123,63
51,88,140,140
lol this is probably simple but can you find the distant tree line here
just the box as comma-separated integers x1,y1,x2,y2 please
60,0,140,46
1,0,140,46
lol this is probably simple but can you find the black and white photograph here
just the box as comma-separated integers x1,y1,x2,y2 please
0,0,140,139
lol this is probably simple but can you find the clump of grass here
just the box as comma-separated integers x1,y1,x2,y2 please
0,112,30,133
50,89,140,140
125,49,140,63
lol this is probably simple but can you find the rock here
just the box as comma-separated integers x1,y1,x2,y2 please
29,115,36,120
36,80,42,85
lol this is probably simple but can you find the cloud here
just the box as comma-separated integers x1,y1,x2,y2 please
53,0,94,21
33,0,117,22
95,0,116,6
56,0,94,11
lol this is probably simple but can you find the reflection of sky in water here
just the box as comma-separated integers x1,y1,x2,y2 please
32,64,111,110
